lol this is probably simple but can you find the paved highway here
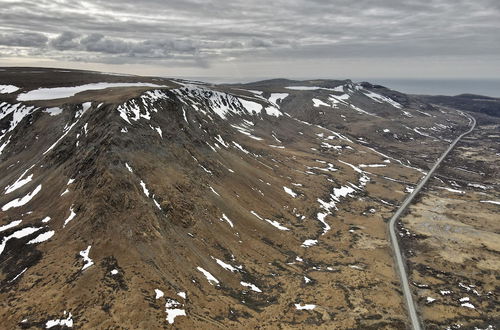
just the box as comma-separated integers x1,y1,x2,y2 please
388,113,476,330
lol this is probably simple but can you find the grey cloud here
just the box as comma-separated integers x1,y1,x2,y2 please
248,39,273,48
50,31,80,50
0,31,48,47
47,32,200,58
23,34,203,69
81,34,131,54
0,0,498,75
223,41,244,48
87,36,198,56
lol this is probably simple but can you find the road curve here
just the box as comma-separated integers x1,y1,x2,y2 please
388,113,476,330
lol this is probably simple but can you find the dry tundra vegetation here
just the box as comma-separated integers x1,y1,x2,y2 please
401,112,499,329
0,68,497,329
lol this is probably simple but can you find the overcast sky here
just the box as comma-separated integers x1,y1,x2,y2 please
0,0,499,80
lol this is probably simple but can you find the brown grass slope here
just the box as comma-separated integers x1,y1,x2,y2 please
0,68,472,329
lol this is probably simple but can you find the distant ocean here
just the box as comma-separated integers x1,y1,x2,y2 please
364,79,500,98
178,76,500,98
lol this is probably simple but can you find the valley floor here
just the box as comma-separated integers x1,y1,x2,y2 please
401,120,499,329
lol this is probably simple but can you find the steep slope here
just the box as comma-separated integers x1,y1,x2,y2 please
0,68,470,329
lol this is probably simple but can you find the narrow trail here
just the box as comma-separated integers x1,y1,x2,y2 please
388,113,476,330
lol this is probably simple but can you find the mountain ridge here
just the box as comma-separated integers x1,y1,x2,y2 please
1,67,485,329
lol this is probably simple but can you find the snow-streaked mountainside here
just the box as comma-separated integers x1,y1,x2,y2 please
0,68,471,329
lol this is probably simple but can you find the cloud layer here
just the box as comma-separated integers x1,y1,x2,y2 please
0,0,499,77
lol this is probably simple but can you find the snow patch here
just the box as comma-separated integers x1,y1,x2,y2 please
268,93,288,107
251,210,289,230
209,186,220,196
45,311,73,328
2,184,42,211
232,141,250,154
0,226,43,255
295,303,316,310
479,200,500,205
196,266,219,285
362,89,402,108
18,82,167,101
220,214,234,228
154,126,163,138
43,119,80,155
240,281,262,292
301,239,318,247
44,107,63,116
79,245,94,271
213,257,239,272
437,187,465,194
9,267,27,282
426,297,436,304
140,180,150,197
0,85,19,94
27,230,55,244
63,207,76,228
250,210,263,220
461,302,475,309
155,289,164,299
238,98,263,114
165,299,186,324
0,219,22,232
125,163,133,173
265,219,290,231
283,186,298,198
312,98,330,107
359,164,387,168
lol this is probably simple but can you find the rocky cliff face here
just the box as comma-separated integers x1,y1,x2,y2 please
0,68,470,328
